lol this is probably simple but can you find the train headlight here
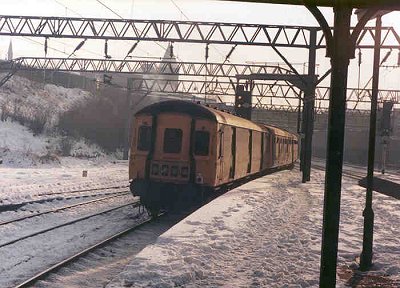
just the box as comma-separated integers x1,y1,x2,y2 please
161,164,169,176
171,166,178,177
151,164,159,175
195,173,204,184
181,167,189,178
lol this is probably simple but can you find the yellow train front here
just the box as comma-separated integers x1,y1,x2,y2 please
129,100,298,215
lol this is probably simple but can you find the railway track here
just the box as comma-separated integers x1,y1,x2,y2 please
0,190,132,226
0,200,140,249
13,214,162,288
0,185,129,213
312,164,365,181
37,183,129,197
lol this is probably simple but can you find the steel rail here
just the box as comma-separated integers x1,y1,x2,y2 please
0,201,140,249
0,186,129,213
13,214,159,288
37,183,129,197
312,164,364,181
0,191,131,226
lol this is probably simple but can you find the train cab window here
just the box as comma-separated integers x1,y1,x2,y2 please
194,131,210,156
137,126,152,151
163,128,183,153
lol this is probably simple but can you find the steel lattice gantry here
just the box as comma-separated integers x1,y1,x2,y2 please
10,57,293,77
6,57,400,111
0,15,399,49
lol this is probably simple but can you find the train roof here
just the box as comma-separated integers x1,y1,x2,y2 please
135,100,265,131
263,124,298,138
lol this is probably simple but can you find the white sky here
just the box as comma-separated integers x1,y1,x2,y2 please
0,0,400,89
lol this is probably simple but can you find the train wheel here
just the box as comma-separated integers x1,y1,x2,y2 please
146,204,160,218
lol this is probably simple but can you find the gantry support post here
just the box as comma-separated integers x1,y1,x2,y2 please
300,105,306,172
297,95,303,172
319,6,353,288
360,15,381,271
302,28,317,183
124,78,134,160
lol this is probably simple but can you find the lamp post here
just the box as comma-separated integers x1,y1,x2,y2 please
357,10,389,271
354,8,391,271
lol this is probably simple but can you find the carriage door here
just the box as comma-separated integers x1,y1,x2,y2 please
229,127,236,179
218,126,224,181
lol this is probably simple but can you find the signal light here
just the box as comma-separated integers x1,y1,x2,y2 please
235,84,252,119
380,101,393,135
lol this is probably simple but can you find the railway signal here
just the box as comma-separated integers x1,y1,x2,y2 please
379,100,394,175
380,100,394,136
235,84,252,120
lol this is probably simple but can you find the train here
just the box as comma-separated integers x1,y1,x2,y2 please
129,100,299,215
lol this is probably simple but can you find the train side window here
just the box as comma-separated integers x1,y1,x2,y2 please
194,131,210,156
163,128,183,153
137,126,152,151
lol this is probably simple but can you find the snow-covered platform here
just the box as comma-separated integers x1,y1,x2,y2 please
107,168,400,288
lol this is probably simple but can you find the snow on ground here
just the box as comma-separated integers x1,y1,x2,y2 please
0,119,113,167
107,168,400,288
0,160,127,205
0,203,143,288
0,118,48,156
0,78,125,200
0,160,135,288
0,75,114,168
0,74,90,127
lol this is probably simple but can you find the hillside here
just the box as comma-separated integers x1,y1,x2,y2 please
0,75,114,167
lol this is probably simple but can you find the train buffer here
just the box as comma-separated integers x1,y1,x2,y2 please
358,177,400,200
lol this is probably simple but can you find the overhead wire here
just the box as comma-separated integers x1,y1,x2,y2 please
169,0,225,60
168,0,228,102
50,0,107,58
51,0,115,58
53,0,148,58
0,2,71,58
19,37,70,56
95,0,165,58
